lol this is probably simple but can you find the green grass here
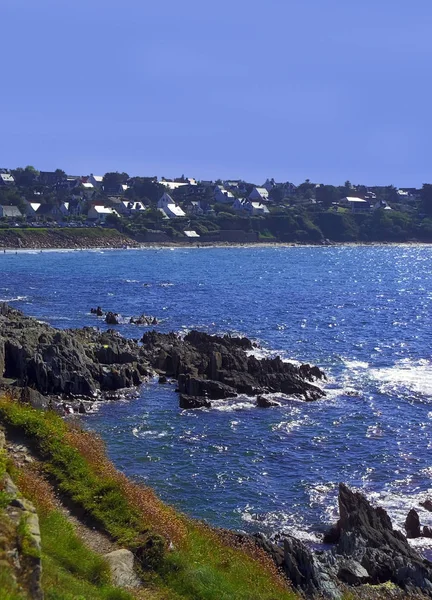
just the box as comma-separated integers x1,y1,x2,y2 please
0,567,27,600
0,397,297,600
39,510,133,600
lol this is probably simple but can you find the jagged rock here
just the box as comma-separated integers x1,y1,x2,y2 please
158,376,167,384
256,395,278,408
105,312,119,325
178,374,237,400
104,549,141,589
20,387,49,409
423,527,432,538
326,483,432,594
141,329,325,406
130,315,158,326
90,307,104,316
421,499,432,512
405,509,421,538
337,559,370,585
0,304,151,399
179,395,211,409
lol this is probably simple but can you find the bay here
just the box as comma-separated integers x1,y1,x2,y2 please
1,245,432,549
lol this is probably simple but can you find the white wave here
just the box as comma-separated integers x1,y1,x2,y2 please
132,427,169,439
370,358,432,399
342,359,370,369
211,396,256,412
368,487,432,550
245,347,301,366
123,279,139,283
0,295,28,302
239,508,321,544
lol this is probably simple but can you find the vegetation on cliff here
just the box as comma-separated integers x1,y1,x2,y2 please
0,395,296,600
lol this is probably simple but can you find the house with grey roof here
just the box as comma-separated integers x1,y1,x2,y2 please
0,206,22,218
249,187,270,203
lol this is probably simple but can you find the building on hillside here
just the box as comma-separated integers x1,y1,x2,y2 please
249,187,270,203
397,189,419,202
183,200,204,216
232,198,269,216
340,197,371,213
38,171,66,186
0,205,22,218
157,193,186,218
87,205,120,223
0,172,15,186
36,204,69,220
23,202,42,217
373,200,392,211
184,230,200,239
214,187,235,204
159,178,196,191
88,174,104,188
119,200,146,215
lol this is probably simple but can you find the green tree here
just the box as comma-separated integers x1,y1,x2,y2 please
420,184,432,216
316,185,340,207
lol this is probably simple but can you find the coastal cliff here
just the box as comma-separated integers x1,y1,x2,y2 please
0,304,431,598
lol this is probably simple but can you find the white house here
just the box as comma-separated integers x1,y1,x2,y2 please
249,187,270,203
159,178,196,191
88,174,104,188
184,230,200,238
214,187,235,204
0,205,22,218
157,193,186,218
232,199,270,216
0,173,15,186
120,200,146,215
87,205,120,223
340,197,371,213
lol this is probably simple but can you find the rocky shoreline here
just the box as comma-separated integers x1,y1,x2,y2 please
0,303,326,411
1,303,432,598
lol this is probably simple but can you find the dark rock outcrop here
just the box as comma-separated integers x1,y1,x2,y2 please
130,315,158,326
0,304,325,413
251,485,432,598
141,330,325,408
421,499,432,512
405,509,421,539
179,395,211,409
324,483,432,594
0,304,149,398
105,312,119,325
256,395,279,408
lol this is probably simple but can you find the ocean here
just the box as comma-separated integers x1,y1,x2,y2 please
2,245,432,551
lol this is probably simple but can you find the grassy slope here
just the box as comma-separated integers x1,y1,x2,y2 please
0,396,296,600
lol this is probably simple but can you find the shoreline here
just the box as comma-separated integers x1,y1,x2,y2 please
1,239,432,252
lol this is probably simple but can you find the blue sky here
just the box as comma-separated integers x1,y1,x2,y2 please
1,0,431,186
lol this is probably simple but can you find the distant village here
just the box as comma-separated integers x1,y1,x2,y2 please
0,166,428,243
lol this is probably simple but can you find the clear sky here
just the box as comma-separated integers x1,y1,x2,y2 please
1,0,431,186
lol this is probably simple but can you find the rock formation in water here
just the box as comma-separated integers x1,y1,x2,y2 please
141,330,326,405
0,304,325,409
252,483,432,599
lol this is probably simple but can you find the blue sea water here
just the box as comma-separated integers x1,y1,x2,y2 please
1,245,432,548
